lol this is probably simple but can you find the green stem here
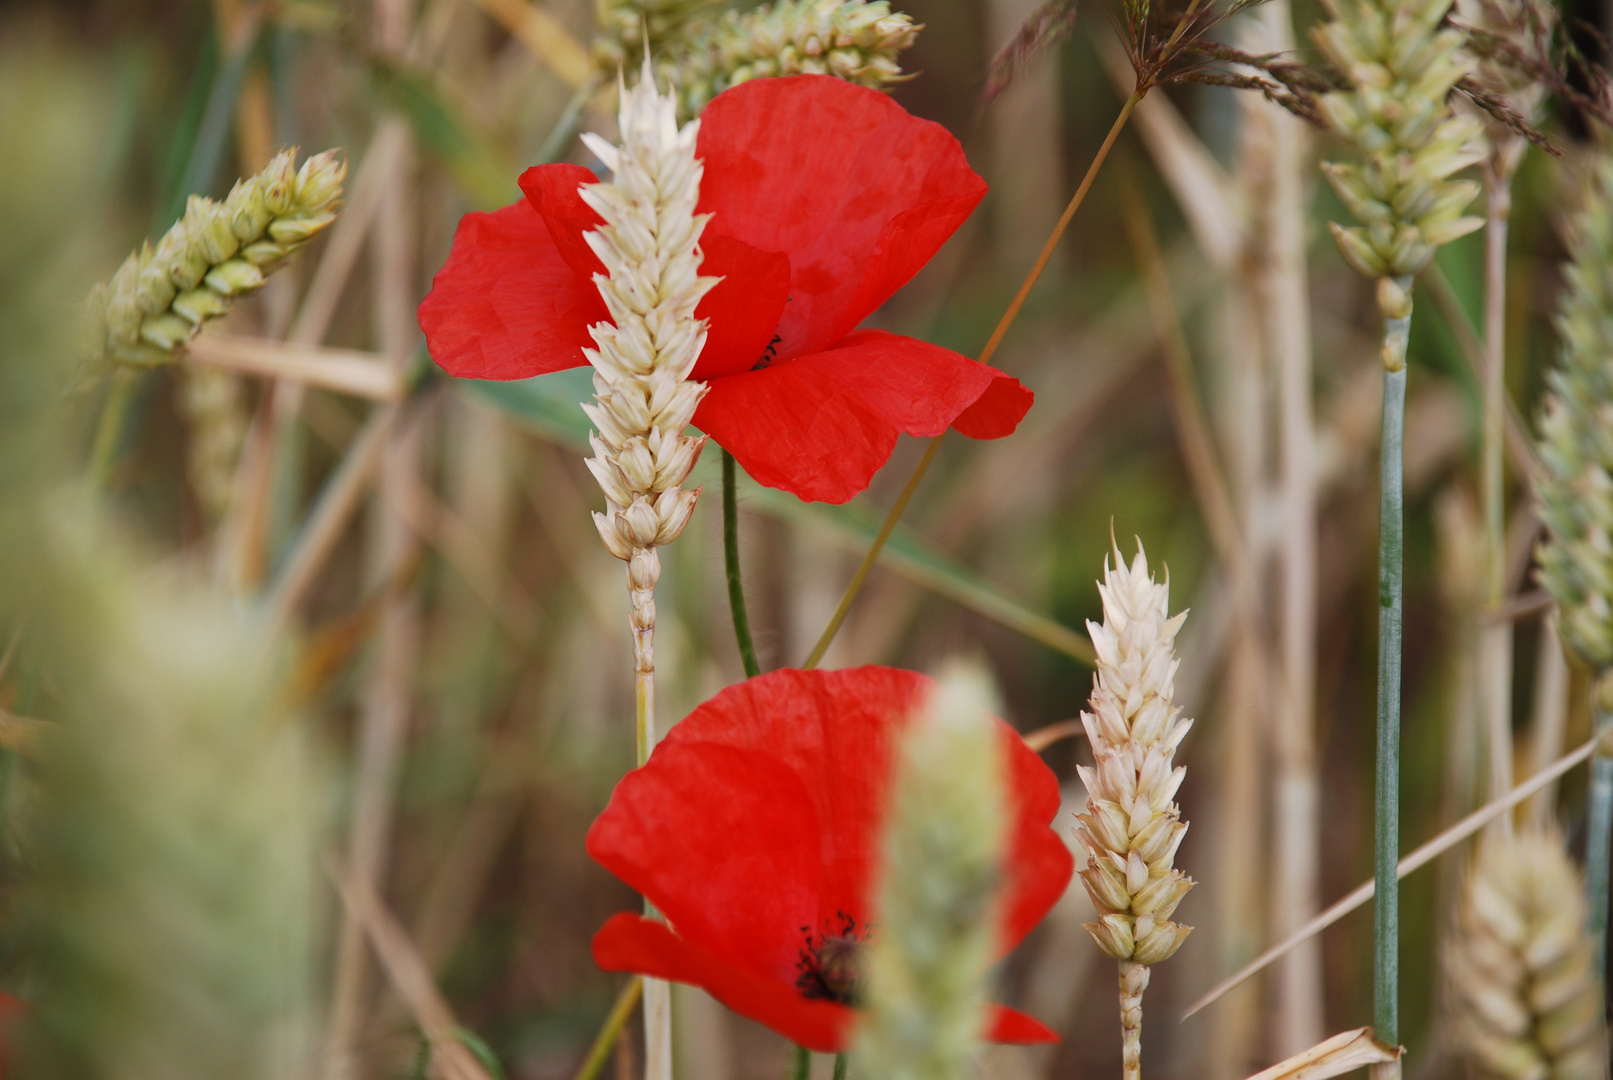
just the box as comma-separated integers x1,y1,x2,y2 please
571,977,643,1080
89,369,137,488
1374,287,1410,1048
1585,681,1613,980
832,1054,847,1080
723,451,761,679
799,92,1142,669
790,1047,811,1080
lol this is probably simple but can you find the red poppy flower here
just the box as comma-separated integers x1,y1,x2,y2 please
418,75,1032,504
585,666,1074,1051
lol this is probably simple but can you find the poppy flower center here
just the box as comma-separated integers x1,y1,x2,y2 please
794,913,870,1006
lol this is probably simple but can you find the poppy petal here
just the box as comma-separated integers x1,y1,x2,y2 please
797,330,1028,438
586,742,822,984
518,163,606,282
985,1005,1060,1044
659,667,930,930
953,371,1036,439
693,234,792,380
1001,736,1077,953
654,668,1074,954
693,357,894,505
593,913,851,1052
694,331,1028,503
696,76,986,359
418,200,602,381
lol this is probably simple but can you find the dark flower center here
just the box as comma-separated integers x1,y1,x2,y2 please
752,333,784,371
795,912,869,1006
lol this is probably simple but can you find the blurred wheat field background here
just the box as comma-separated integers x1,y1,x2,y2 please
2,0,1611,1078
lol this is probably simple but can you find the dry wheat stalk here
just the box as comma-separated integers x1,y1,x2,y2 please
1443,830,1607,1080
576,62,715,1080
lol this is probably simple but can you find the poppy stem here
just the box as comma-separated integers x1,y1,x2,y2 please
976,89,1142,370
790,1047,810,1080
571,977,644,1080
722,450,761,679
832,1054,847,1080
800,91,1142,669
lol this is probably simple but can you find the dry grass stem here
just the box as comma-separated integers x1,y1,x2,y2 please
327,860,495,1080
265,405,402,628
1183,736,1600,1019
186,334,406,401
473,0,594,89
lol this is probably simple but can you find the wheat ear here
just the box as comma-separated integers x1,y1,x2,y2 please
1073,542,1194,1080
84,148,345,370
1444,830,1608,1080
576,59,716,1080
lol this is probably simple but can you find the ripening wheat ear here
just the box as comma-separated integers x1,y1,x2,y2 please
1537,150,1613,970
82,148,345,370
1073,541,1194,1080
664,0,920,116
1443,830,1608,1080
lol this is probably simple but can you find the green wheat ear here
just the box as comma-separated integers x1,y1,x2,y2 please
82,147,345,371
663,0,920,117
16,495,324,1079
1537,155,1613,672
1315,0,1484,291
853,661,1006,1080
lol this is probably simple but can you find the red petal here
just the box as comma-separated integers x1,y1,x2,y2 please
518,166,791,381
519,163,605,282
659,667,930,929
986,1005,1060,1044
998,723,1077,954
695,331,1021,503
593,914,851,1052
697,76,986,359
693,355,895,505
655,668,1073,952
953,372,1035,439
693,234,792,380
586,742,822,985
417,200,601,381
